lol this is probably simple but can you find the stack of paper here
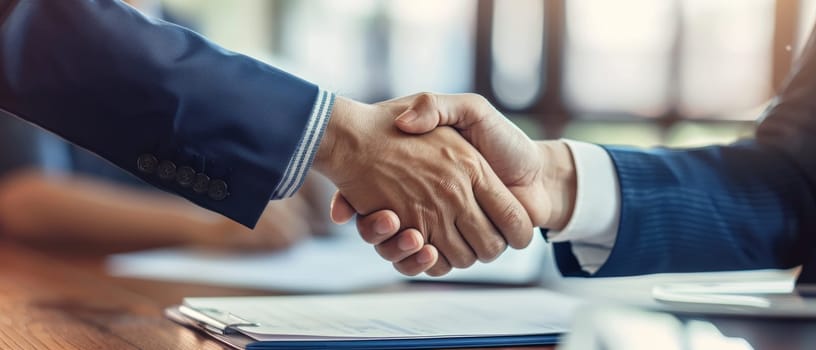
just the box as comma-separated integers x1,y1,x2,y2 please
168,288,581,349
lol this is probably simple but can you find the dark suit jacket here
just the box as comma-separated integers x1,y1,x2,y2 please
0,0,323,226
555,26,816,277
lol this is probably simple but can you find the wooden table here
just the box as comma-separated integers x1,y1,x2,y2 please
0,238,554,350
7,235,815,350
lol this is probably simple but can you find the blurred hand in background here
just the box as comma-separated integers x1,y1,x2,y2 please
0,170,332,254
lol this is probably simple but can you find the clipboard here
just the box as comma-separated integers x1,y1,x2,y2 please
165,289,579,349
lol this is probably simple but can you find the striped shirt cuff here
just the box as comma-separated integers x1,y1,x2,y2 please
271,88,335,200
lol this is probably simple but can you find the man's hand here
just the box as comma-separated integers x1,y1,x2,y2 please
313,96,534,276
330,93,578,276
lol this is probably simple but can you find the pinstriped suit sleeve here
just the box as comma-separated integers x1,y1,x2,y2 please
565,143,816,277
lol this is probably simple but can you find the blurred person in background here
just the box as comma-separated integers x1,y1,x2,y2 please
0,143,331,252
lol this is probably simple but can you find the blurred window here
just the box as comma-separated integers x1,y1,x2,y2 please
678,0,774,118
164,0,476,102
161,0,804,126
274,0,382,100
564,0,677,117
564,0,775,120
490,0,545,110
387,0,476,98
276,0,475,101
797,0,816,57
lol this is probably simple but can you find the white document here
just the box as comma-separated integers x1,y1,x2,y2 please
181,288,580,340
649,276,816,317
107,235,403,293
107,225,550,292
551,268,816,318
413,228,551,284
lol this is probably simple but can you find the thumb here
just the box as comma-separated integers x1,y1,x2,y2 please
329,191,356,224
393,93,449,134
394,93,490,136
394,108,438,135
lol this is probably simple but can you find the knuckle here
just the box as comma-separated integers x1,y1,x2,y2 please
480,238,507,262
374,244,398,262
455,153,484,184
427,264,452,277
457,213,507,263
463,93,494,120
425,226,450,253
464,93,487,105
356,219,380,243
434,177,462,198
461,154,489,183
462,152,483,173
412,203,434,234
416,92,438,107
500,203,527,235
448,252,476,269
394,262,421,277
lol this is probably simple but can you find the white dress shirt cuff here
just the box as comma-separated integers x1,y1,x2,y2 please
547,139,621,274
271,88,335,200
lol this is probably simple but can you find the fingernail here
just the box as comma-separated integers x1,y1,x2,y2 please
395,109,417,123
398,234,418,251
374,216,392,235
416,249,434,264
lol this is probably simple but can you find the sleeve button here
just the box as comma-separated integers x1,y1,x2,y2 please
176,166,196,188
192,173,210,194
137,154,158,174
208,179,229,201
157,160,177,181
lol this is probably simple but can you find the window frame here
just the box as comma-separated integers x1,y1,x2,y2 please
473,0,801,139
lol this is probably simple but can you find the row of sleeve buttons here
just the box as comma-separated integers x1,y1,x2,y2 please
137,154,229,201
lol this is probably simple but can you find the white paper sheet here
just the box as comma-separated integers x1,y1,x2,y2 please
182,288,579,340
106,225,550,293
107,234,402,293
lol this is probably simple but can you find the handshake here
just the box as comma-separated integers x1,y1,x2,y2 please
312,93,578,276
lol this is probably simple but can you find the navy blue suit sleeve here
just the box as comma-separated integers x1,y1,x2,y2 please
568,143,816,277
0,0,324,226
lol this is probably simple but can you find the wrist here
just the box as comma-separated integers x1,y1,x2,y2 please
313,97,367,183
314,97,350,177
535,140,577,230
